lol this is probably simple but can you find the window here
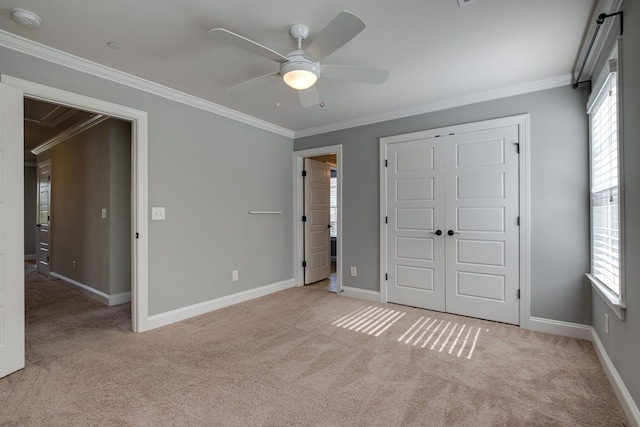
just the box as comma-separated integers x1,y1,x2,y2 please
330,172,337,237
589,71,620,296
587,49,625,319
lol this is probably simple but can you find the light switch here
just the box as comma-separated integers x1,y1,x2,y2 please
151,207,166,220
101,208,107,219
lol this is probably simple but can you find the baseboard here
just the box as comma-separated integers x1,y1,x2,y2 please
146,278,295,331
24,254,36,261
528,316,593,341
592,330,640,427
50,272,131,306
340,286,381,303
108,291,132,306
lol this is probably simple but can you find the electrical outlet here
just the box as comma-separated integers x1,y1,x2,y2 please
151,207,166,221
604,313,609,335
350,266,357,277
232,270,239,282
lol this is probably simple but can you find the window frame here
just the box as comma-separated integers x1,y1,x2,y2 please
586,40,626,320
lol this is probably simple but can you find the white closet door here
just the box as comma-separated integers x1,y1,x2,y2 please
444,126,520,324
384,124,520,325
386,138,446,311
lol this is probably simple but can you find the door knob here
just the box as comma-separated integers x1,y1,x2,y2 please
35,224,41,228
430,230,442,236
447,230,460,236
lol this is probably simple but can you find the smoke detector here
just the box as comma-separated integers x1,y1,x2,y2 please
11,9,42,29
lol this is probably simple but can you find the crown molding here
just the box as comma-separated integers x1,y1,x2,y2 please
294,74,572,138
0,30,294,139
31,114,109,156
0,30,575,142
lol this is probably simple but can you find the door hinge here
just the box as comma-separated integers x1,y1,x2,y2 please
517,216,520,226
135,232,139,239
385,273,388,281
513,142,520,153
517,289,521,299
48,215,50,221
47,256,50,262
385,159,388,167
302,215,307,222
48,175,51,181
302,261,307,268
302,170,307,177
385,216,388,224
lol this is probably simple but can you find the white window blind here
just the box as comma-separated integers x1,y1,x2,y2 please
590,72,620,295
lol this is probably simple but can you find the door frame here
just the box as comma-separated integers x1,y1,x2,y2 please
293,145,342,293
2,74,150,333
379,114,531,328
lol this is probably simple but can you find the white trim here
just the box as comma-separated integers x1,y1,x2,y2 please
2,74,150,333
379,115,531,327
24,254,36,261
340,286,381,303
587,274,626,320
592,330,640,427
146,278,295,331
0,30,293,139
528,317,593,341
51,272,131,306
293,146,343,293
295,75,569,138
108,292,132,306
31,114,108,155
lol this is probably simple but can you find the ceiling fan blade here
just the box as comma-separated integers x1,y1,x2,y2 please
208,28,288,63
304,11,366,62
321,65,389,84
298,86,320,107
227,72,279,92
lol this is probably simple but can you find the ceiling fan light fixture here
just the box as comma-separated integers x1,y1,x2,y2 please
281,60,320,90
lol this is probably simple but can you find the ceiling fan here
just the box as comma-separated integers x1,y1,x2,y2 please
208,11,389,107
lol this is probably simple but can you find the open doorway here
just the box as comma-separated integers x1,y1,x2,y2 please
3,74,149,335
23,97,133,317
293,145,342,294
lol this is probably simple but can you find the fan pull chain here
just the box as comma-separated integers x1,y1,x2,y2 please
275,77,281,108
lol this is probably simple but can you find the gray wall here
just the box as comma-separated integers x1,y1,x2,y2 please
295,85,592,325
592,0,640,411
37,119,131,296
23,165,37,257
109,120,132,295
0,44,293,315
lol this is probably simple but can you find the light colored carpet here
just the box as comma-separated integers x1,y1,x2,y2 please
0,268,630,426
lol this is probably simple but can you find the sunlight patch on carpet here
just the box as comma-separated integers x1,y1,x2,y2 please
398,315,487,359
331,305,405,336
331,306,488,359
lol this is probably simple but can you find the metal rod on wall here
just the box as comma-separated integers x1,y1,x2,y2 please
248,211,282,214
572,11,623,89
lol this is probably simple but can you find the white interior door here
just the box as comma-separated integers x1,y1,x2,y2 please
385,124,520,325
304,158,331,284
0,82,25,378
444,127,520,324
36,160,51,277
386,138,446,311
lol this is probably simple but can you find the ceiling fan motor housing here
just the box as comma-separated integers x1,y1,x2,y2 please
280,53,321,89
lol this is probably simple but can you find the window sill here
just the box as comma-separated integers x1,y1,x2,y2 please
587,273,626,320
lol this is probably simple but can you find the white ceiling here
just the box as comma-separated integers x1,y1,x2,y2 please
0,0,596,135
